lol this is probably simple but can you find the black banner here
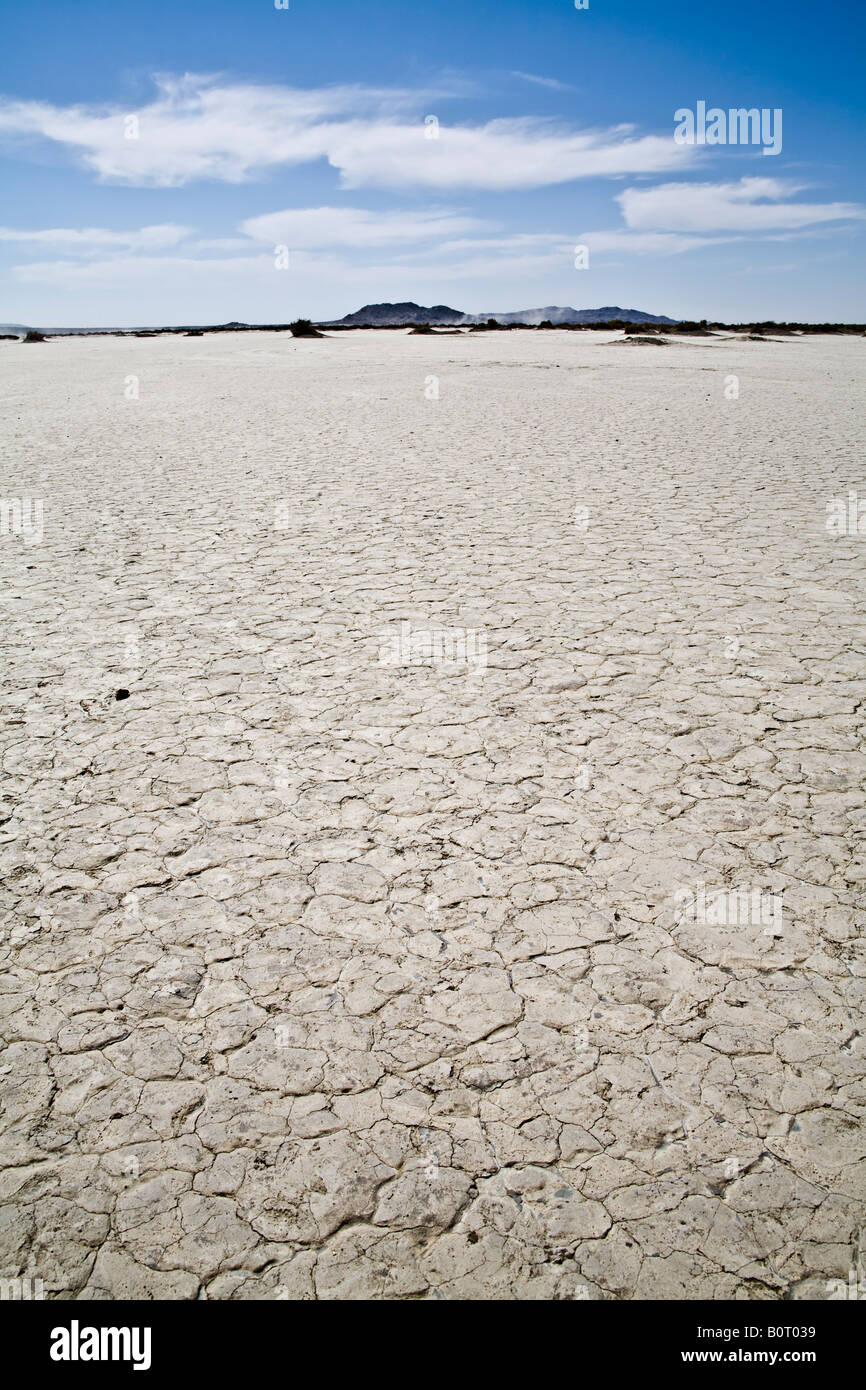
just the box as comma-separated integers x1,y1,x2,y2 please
7,1296,858,1378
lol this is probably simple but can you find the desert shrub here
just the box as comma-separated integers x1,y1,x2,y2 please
289,319,323,338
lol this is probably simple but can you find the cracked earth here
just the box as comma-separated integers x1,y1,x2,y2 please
1,329,864,1300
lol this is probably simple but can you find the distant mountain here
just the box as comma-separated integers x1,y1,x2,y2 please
325,302,467,326
323,302,677,327
471,305,677,325
2,305,679,336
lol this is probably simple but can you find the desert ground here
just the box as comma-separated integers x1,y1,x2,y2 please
0,328,864,1300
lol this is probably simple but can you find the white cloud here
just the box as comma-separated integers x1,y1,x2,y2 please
580,229,736,255
0,73,691,189
617,178,866,232
511,72,574,91
11,232,573,290
327,118,689,191
0,224,191,250
193,237,255,252
395,247,567,281
240,206,485,248
432,232,568,253
11,252,273,287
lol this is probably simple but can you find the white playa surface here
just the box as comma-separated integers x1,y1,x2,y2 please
1,328,864,1300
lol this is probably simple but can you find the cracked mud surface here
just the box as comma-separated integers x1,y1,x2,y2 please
1,329,864,1300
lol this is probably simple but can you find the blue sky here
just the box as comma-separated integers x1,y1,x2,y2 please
1,0,863,325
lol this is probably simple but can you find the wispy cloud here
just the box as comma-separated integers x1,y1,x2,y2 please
8,175,863,307
511,72,574,91
240,206,486,248
0,73,690,190
580,229,736,255
11,252,273,287
10,240,571,296
0,224,191,251
14,180,859,298
617,178,866,232
573,178,866,260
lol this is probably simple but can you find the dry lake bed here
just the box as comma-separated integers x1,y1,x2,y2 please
1,328,864,1300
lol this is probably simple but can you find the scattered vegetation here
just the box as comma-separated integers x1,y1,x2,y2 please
669,320,717,336
23,317,865,343
288,319,324,338
729,321,863,335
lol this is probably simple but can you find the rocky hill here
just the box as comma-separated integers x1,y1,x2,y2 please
325,302,466,327
324,302,676,327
